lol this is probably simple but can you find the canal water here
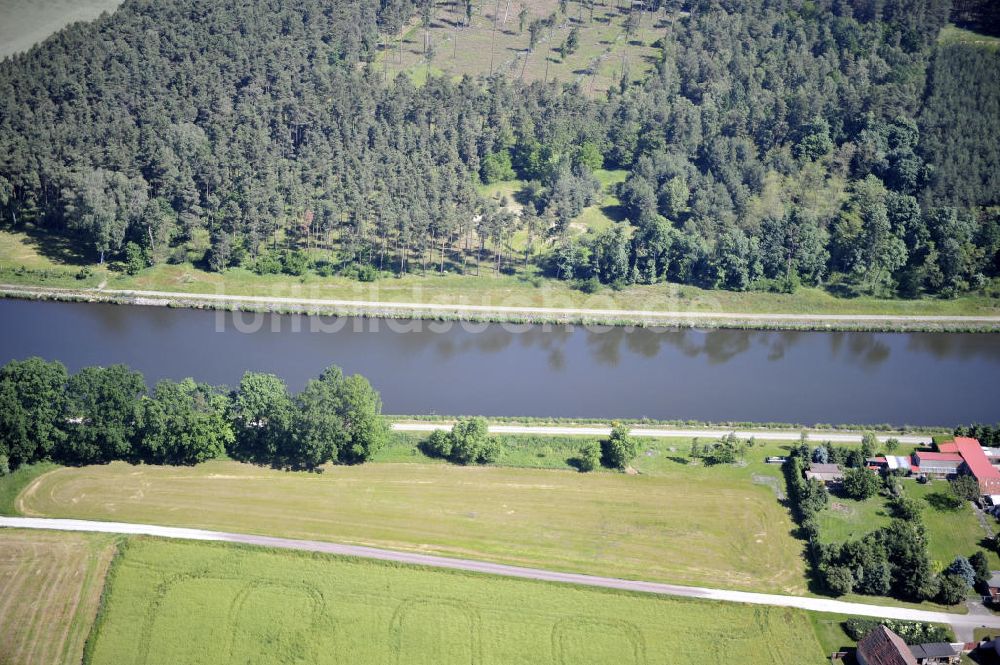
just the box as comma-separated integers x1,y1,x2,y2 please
1,298,998,426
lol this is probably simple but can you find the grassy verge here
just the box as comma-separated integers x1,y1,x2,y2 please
3,228,999,332
86,536,830,664
808,612,858,655
0,461,58,515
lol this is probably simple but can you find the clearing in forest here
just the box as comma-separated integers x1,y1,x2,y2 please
375,0,664,93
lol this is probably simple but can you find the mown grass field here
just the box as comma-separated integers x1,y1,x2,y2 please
0,529,116,665
0,461,59,515
17,447,809,594
87,536,830,665
0,0,124,58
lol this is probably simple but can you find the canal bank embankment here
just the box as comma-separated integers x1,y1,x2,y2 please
3,283,1000,333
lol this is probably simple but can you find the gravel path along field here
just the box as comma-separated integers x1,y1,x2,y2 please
3,283,999,330
390,422,933,444
2,516,995,638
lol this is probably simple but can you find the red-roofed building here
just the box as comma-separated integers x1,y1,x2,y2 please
856,625,919,665
953,438,1000,495
926,437,1000,495
912,451,964,478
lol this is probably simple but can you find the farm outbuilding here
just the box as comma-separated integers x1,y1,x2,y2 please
805,463,843,484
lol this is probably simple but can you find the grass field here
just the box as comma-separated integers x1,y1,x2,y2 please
907,481,998,569
16,450,809,594
938,23,1000,51
10,433,992,603
86,536,830,665
815,478,1000,570
0,462,59,515
0,529,116,665
0,0,123,58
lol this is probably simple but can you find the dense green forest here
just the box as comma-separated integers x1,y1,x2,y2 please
0,357,387,472
0,0,997,298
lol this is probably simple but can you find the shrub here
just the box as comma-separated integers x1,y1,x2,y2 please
281,250,310,276
889,495,922,521
945,556,976,587
842,619,951,644
824,565,854,596
421,418,498,465
936,573,968,605
422,430,452,458
600,422,637,470
950,475,980,502
252,252,283,275
354,263,377,282
124,242,148,275
842,466,880,500
576,441,601,472
576,277,601,294
477,438,503,464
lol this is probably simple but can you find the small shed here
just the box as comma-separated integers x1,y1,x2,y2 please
805,463,844,484
885,455,913,473
908,643,960,665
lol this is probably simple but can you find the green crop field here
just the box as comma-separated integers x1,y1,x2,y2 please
86,536,830,665
0,0,124,58
16,448,809,594
0,529,116,665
